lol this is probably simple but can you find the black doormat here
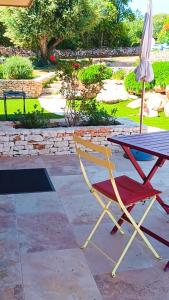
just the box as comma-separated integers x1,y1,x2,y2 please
0,168,55,195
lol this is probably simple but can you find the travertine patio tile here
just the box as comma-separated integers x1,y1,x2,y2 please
0,212,16,233
0,280,24,300
50,174,89,197
21,248,102,300
0,261,23,300
0,210,23,300
94,264,169,300
0,156,43,170
0,240,22,298
0,231,19,270
0,194,15,209
0,152,168,300
47,164,81,176
17,212,77,254
61,192,121,225
0,195,19,263
14,192,64,215
43,155,81,176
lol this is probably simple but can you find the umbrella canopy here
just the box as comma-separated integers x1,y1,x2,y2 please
135,0,154,133
0,0,33,6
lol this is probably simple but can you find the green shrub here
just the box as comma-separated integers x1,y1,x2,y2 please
0,64,4,79
125,61,169,95
78,64,112,85
3,56,33,79
112,69,126,80
124,72,153,95
80,99,118,126
153,61,169,88
14,104,49,128
124,71,154,95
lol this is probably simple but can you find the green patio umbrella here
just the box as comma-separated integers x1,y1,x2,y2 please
135,0,154,134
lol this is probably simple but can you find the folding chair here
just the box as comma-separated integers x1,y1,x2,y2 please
73,134,162,277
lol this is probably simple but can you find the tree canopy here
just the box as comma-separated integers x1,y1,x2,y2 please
61,0,134,48
0,0,98,59
153,14,169,40
2,0,168,57
157,17,169,44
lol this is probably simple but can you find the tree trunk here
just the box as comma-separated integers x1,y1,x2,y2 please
47,37,64,53
39,35,48,61
100,31,104,47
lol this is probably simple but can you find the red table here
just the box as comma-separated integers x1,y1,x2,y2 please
108,131,169,271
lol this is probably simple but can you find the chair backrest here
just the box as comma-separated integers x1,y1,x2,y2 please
73,134,115,173
73,134,129,211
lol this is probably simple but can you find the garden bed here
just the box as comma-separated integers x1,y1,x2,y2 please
0,118,143,156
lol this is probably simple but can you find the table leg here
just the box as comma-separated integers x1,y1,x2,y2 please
111,205,134,234
23,96,26,114
4,97,7,120
122,146,169,214
164,262,169,272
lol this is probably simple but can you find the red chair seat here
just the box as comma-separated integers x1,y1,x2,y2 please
92,176,161,206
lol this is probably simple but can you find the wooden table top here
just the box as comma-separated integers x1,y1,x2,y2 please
108,131,169,159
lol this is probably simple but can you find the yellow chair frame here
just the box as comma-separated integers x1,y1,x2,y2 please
73,135,161,277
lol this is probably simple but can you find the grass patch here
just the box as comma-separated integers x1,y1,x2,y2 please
0,98,62,121
100,100,169,131
1,97,168,131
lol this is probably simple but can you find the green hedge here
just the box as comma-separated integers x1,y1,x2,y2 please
124,71,154,95
153,61,169,88
0,64,4,79
112,69,126,80
78,64,112,85
3,56,33,79
124,61,169,95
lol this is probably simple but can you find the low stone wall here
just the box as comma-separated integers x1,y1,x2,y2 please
0,119,144,157
54,47,140,58
0,46,140,59
0,72,55,98
1,46,169,61
0,46,35,57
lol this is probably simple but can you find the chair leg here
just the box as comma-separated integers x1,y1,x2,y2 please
112,226,138,277
125,197,161,259
81,202,111,249
111,205,134,235
81,191,125,250
111,196,161,277
106,209,125,235
93,191,124,235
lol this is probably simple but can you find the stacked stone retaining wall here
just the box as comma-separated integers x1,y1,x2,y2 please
54,47,140,58
0,46,35,57
0,72,55,98
0,119,144,157
0,46,169,61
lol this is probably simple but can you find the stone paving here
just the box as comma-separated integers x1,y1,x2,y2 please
39,80,66,116
0,152,169,300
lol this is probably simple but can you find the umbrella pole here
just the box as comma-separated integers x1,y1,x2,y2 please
140,80,145,134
